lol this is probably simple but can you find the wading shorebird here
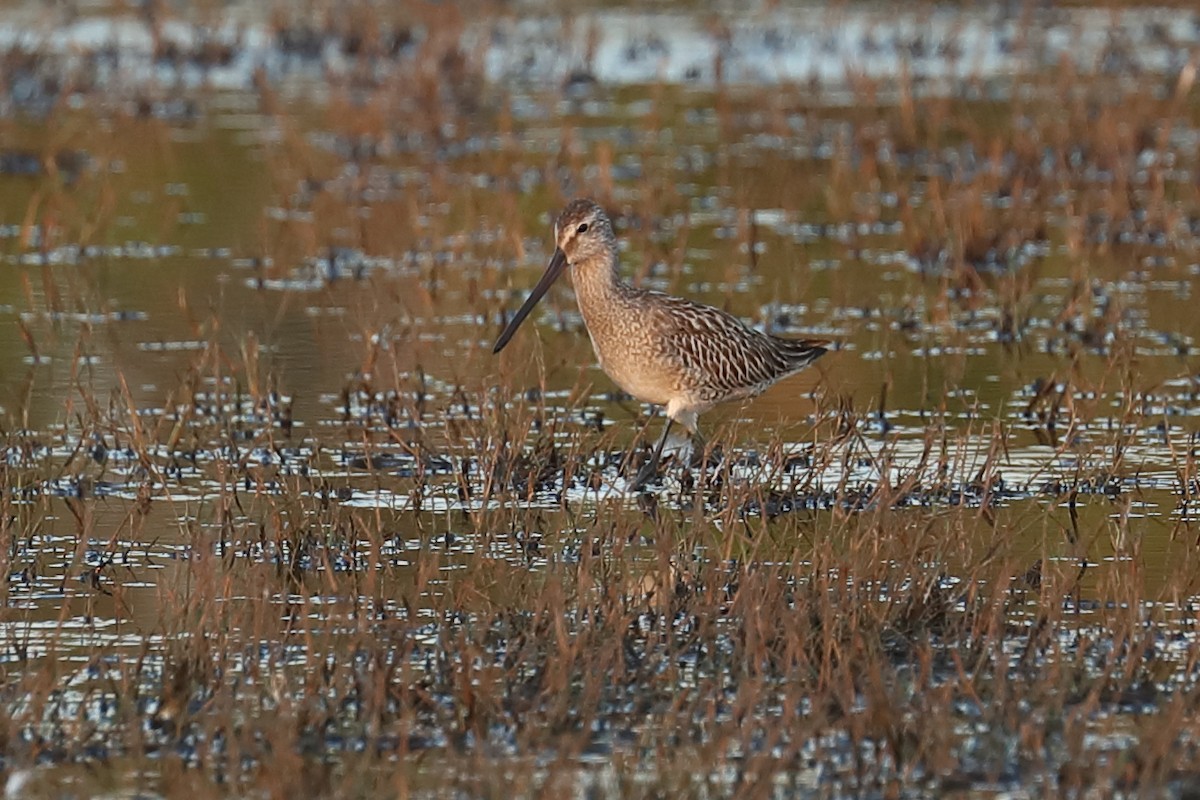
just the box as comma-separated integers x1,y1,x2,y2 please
493,198,829,489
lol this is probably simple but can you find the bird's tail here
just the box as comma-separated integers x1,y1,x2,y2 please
777,338,830,370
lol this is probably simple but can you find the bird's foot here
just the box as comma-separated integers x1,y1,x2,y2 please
631,455,661,491
632,433,713,492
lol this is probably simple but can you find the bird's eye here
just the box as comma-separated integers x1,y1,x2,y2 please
576,223,589,234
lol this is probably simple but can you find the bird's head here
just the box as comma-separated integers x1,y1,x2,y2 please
493,198,615,354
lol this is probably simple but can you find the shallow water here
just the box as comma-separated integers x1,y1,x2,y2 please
2,1,1200,797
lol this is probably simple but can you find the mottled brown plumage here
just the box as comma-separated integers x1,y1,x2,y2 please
495,198,829,487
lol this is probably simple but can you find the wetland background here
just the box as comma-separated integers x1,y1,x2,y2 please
3,0,1200,796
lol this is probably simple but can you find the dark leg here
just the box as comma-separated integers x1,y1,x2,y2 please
687,429,710,491
689,429,708,468
632,417,674,490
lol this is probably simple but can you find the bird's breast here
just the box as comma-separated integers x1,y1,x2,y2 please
580,304,678,407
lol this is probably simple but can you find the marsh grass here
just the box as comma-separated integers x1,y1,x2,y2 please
3,324,1198,796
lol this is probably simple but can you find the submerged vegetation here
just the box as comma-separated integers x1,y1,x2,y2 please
2,0,1200,796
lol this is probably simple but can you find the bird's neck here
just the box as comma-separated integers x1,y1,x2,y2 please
571,251,630,311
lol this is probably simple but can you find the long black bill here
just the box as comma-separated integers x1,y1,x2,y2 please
493,248,569,353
